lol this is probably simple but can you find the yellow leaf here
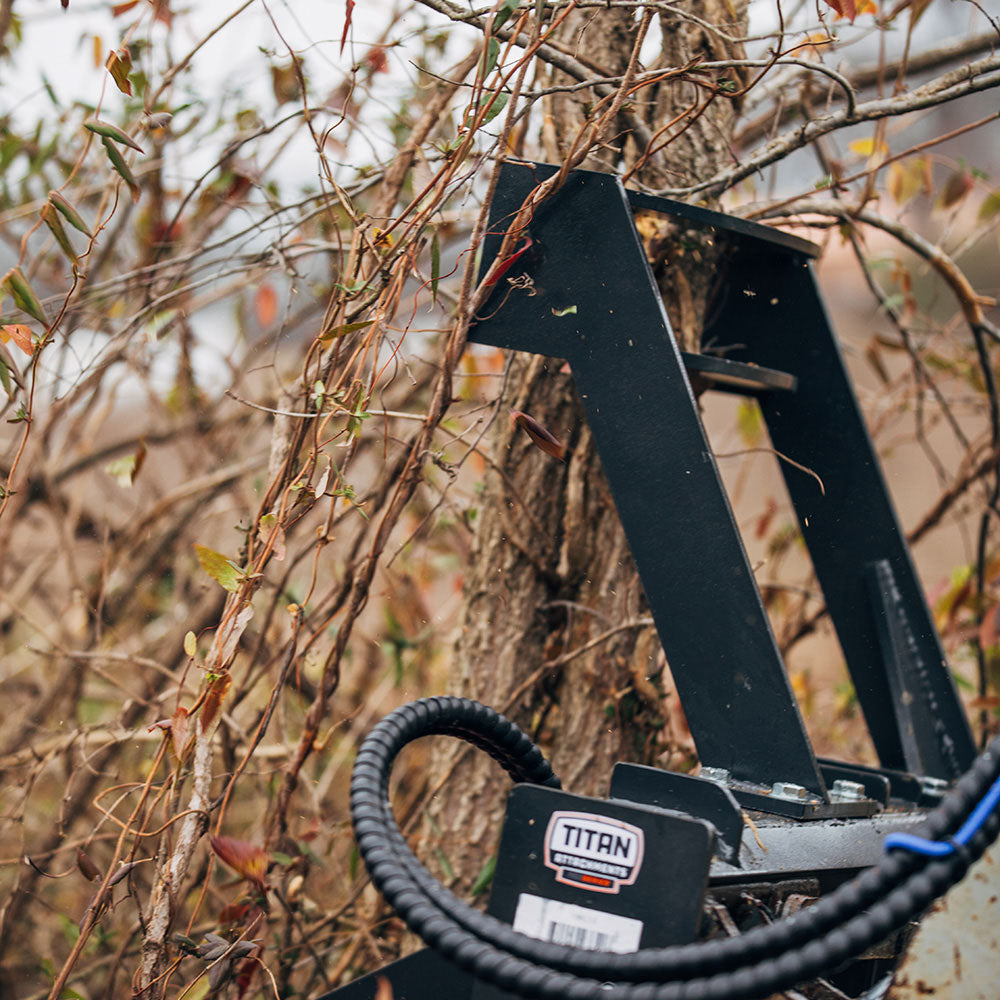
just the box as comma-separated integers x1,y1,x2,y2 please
887,157,928,206
194,544,243,593
848,137,887,158
184,631,198,658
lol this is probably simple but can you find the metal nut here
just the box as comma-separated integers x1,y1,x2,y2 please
829,779,866,802
770,781,808,801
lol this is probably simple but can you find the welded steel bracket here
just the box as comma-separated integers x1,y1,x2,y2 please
468,160,974,796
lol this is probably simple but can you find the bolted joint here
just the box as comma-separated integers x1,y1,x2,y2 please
770,781,808,802
829,779,867,802
919,776,949,799
700,767,731,785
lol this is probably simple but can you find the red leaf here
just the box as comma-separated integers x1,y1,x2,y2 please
485,236,532,286
823,0,857,21
254,284,278,327
754,497,778,540
211,836,269,888
979,605,1000,651
340,0,355,55
365,45,388,73
510,410,566,461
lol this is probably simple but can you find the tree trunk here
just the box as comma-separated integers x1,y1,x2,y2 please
424,0,750,891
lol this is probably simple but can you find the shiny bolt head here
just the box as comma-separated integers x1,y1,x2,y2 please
771,781,808,801
700,767,731,784
920,776,949,798
830,779,866,802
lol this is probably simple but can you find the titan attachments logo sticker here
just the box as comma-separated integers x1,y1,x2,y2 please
543,811,645,894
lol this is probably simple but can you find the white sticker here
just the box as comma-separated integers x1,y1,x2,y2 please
512,893,643,954
543,810,645,893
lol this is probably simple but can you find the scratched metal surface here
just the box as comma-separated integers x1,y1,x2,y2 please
887,838,1000,998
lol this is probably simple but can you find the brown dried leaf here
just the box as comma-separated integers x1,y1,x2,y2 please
170,705,191,763
107,860,141,887
77,849,102,882
201,670,232,732
215,603,254,669
105,46,133,95
935,169,974,211
510,409,566,461
270,62,301,105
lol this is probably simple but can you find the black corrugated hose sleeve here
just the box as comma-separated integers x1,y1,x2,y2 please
350,696,1000,1000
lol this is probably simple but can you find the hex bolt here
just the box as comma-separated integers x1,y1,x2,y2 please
770,781,808,801
919,776,949,799
700,767,731,784
829,779,866,802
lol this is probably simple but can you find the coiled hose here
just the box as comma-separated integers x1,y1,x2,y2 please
350,696,1000,1000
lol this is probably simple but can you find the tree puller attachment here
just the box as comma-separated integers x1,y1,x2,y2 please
319,163,1000,1000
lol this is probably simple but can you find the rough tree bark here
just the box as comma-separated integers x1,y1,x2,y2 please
424,1,751,889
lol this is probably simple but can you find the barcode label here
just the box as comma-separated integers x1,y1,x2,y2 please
512,893,643,954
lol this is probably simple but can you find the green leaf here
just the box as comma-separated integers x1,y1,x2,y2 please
345,386,370,438
471,854,496,897
319,318,374,343
41,202,79,267
105,441,145,487
482,37,501,77
979,189,1000,223
550,304,576,317
430,231,441,305
84,119,144,153
0,354,13,398
106,455,138,487
194,544,243,593
101,137,141,203
48,191,92,237
434,847,454,882
3,268,48,326
480,92,509,126
492,0,522,32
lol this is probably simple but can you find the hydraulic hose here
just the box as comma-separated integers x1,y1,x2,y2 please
350,696,1000,1000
